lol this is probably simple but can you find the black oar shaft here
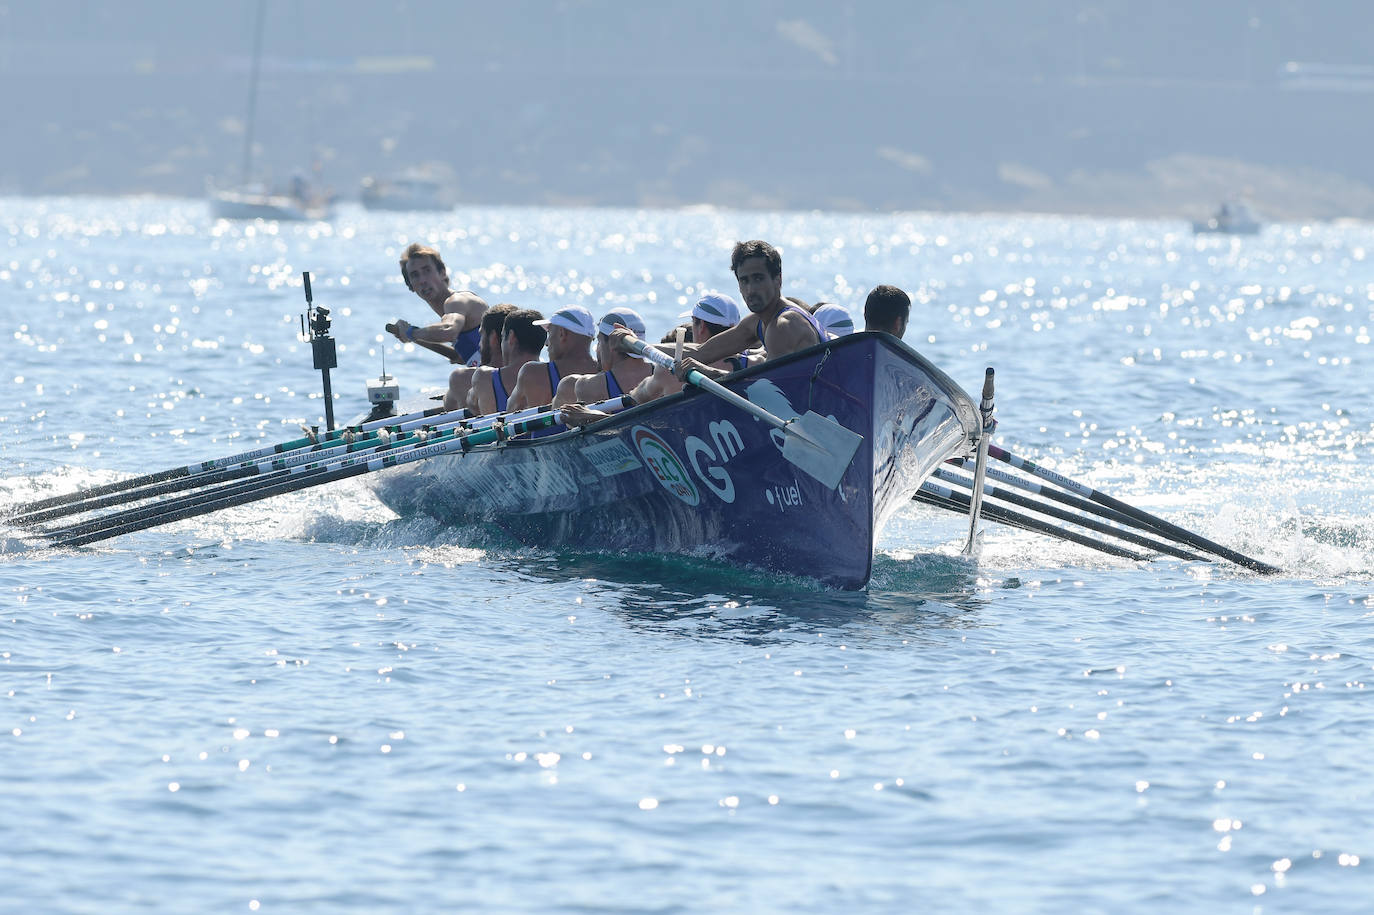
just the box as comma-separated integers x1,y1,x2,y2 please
39,431,428,541
988,445,1279,574
13,405,456,516
43,401,593,549
916,483,1147,561
933,467,1208,562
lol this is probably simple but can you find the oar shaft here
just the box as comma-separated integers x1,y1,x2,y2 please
988,445,1279,573
13,403,457,516
917,482,1147,561
934,467,1208,562
43,396,627,548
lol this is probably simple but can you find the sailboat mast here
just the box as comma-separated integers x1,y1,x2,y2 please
240,0,266,186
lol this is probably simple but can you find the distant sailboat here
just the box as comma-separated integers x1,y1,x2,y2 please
1192,199,1262,235
210,1,334,221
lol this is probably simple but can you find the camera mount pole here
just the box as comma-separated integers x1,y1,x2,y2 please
301,271,337,431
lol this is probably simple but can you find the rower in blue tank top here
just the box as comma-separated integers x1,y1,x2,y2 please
388,242,489,364
506,306,600,412
671,240,824,384
465,309,547,417
551,307,655,408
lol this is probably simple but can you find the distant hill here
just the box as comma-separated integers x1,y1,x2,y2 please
4,0,1374,219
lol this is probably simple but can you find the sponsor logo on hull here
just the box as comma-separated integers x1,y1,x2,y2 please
632,426,699,506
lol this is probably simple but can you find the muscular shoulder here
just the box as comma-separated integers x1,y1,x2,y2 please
514,360,546,383
768,309,820,356
443,290,488,318
572,373,603,401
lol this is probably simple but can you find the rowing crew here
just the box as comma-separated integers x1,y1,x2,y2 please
386,238,913,422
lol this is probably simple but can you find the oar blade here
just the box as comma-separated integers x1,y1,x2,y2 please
780,411,862,490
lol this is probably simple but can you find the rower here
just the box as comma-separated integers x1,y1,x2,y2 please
623,293,756,405
442,303,517,410
551,307,654,407
505,305,600,412
862,285,911,338
813,303,856,339
672,239,821,382
387,243,489,364
466,309,547,416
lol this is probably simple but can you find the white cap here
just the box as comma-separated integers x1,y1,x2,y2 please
813,303,855,339
533,305,596,337
678,292,741,327
597,307,647,338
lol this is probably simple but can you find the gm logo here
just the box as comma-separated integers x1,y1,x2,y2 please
632,426,699,506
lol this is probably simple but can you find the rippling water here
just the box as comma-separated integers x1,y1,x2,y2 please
3,197,1373,912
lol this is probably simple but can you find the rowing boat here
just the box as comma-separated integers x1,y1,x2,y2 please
15,300,1274,578
368,332,981,589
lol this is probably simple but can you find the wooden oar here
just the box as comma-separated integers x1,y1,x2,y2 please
619,337,862,490
11,402,457,517
933,467,1208,561
987,445,1280,573
40,398,628,549
916,482,1148,561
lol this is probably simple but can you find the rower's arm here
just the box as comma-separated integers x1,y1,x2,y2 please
551,373,580,408
690,319,754,366
442,291,488,333
505,361,545,413
465,367,491,415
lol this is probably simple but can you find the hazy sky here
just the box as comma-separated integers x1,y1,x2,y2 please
4,1,1372,216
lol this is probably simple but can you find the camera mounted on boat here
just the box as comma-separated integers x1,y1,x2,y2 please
299,271,337,431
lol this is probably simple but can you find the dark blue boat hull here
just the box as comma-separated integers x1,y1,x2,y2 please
370,333,978,589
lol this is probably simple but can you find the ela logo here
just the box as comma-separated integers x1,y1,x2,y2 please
632,426,699,506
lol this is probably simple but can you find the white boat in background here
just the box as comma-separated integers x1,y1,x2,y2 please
1192,200,1262,235
208,0,334,222
211,181,335,222
360,165,457,211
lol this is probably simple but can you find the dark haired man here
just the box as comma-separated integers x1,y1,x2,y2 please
442,303,518,410
466,309,547,415
863,284,911,338
671,240,821,381
388,242,489,364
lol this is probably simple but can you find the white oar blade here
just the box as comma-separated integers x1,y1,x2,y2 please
780,411,863,489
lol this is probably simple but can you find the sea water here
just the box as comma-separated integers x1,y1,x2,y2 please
1,197,1372,913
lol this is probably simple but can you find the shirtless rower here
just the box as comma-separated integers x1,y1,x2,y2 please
443,303,517,410
465,309,546,416
674,240,822,382
387,243,488,364
551,307,654,407
504,305,599,412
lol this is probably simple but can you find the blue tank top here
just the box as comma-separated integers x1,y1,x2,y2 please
491,369,510,412
604,370,624,398
755,303,822,348
454,326,482,362
547,361,561,392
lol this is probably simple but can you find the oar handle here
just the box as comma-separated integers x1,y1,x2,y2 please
620,336,788,434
